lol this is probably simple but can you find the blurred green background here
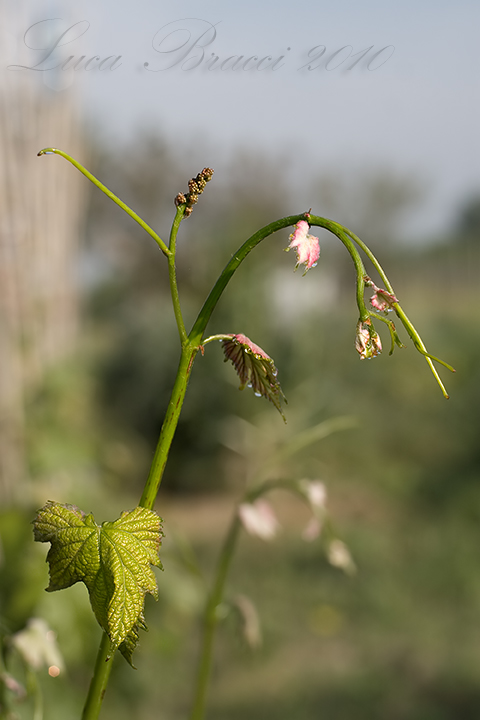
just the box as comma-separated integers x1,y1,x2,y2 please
1,124,480,719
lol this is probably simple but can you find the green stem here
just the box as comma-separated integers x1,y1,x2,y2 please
28,669,43,720
139,345,197,509
37,148,170,257
81,634,114,720
257,416,357,479
139,204,196,510
81,347,197,717
189,513,242,720
191,458,353,720
343,227,394,293
189,214,306,344
308,218,369,319
76,170,197,717
393,303,451,398
168,207,188,343
0,646,11,718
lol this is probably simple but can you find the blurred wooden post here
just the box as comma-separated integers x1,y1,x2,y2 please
0,5,86,504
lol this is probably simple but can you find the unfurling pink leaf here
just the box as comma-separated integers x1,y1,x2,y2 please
285,220,320,273
364,276,398,313
355,318,382,359
222,334,286,420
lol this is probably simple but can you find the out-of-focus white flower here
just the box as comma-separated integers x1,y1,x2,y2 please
233,594,262,649
327,539,356,575
302,516,323,542
1,671,25,698
299,480,327,541
10,618,64,674
300,480,327,510
238,499,280,541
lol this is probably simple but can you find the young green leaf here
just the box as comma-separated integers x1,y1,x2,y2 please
33,502,163,661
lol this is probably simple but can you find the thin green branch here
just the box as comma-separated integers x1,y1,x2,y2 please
352,230,454,393
369,311,406,355
343,226,394,293
189,212,453,397
37,148,170,257
313,219,454,396
81,634,114,720
202,334,235,345
308,218,369,319
168,206,188,344
27,668,43,720
189,513,241,720
258,416,357,478
189,414,356,720
189,213,371,345
393,303,454,398
188,214,306,344
139,346,198,510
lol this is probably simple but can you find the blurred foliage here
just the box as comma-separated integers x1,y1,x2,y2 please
2,130,480,719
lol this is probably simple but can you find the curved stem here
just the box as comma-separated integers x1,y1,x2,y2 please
81,634,114,720
202,334,236,345
257,416,358,479
308,218,368,319
37,148,170,257
189,211,453,395
188,214,305,344
189,213,372,344
343,226,394,293
168,206,188,343
189,513,241,720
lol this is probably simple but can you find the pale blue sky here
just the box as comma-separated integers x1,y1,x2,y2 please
4,0,480,237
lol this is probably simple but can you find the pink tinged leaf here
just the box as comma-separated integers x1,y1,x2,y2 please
289,220,309,244
355,319,382,359
222,334,287,420
355,322,371,356
370,287,398,313
238,499,280,541
364,276,398,312
231,333,270,360
371,332,382,356
286,220,320,273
